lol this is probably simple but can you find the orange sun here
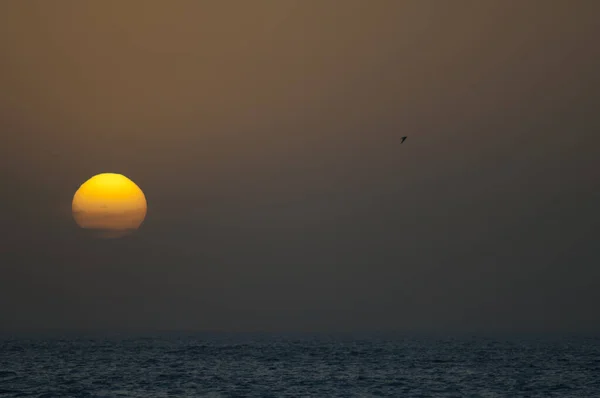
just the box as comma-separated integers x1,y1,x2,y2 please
72,173,147,238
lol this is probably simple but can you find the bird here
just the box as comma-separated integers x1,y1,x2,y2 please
401,136,407,143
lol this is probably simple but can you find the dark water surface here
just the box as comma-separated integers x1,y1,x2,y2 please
1,334,599,397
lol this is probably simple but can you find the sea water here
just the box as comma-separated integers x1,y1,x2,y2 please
1,333,599,397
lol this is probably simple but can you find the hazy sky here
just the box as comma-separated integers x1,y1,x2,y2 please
1,1,599,333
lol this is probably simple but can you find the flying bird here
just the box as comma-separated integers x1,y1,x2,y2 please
401,136,407,143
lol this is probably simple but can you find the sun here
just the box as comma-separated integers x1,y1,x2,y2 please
72,173,147,238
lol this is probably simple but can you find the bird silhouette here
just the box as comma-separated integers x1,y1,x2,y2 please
401,136,407,143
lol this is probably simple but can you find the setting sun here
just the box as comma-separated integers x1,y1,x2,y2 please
72,173,147,238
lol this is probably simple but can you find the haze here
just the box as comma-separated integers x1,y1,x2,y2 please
1,1,599,333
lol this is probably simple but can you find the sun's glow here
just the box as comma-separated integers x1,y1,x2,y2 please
72,173,147,238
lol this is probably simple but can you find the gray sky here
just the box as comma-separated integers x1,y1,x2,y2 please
1,0,599,333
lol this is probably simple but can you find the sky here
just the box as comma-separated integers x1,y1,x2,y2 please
1,1,599,333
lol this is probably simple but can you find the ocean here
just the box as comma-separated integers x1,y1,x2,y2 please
1,333,599,397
